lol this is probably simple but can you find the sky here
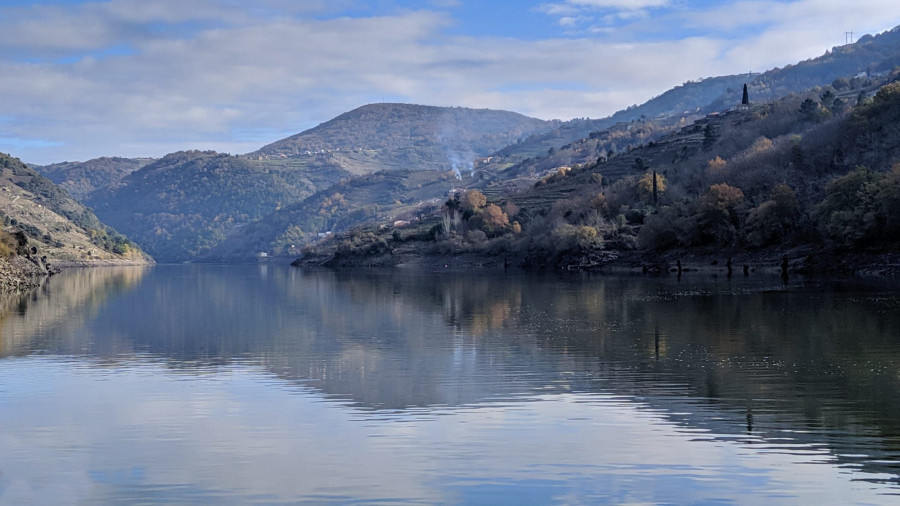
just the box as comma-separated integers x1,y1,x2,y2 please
2,0,900,165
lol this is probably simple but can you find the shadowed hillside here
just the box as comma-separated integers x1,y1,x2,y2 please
86,151,322,262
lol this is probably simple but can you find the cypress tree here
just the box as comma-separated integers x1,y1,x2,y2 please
703,123,716,150
742,84,749,105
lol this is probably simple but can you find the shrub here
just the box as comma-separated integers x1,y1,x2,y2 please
465,229,487,244
706,156,727,181
697,183,745,246
745,183,800,247
877,163,900,236
575,226,600,249
637,172,666,202
482,204,509,232
813,166,900,248
0,230,17,258
590,193,609,215
638,207,679,251
461,190,487,212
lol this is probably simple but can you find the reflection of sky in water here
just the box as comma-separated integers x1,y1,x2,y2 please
1,358,895,505
1,265,900,503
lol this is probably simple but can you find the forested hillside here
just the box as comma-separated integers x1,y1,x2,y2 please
86,151,324,262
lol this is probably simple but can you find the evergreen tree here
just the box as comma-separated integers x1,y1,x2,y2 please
703,123,716,150
742,84,749,105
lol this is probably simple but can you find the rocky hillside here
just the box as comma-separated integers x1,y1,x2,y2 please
0,153,150,266
33,156,154,201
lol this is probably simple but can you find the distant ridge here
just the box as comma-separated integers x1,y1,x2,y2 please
33,156,154,201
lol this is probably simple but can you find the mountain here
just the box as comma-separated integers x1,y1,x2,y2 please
85,105,555,262
0,153,149,265
252,103,555,174
33,156,154,201
730,26,900,107
205,71,798,261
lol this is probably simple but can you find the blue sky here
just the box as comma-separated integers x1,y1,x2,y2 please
3,0,900,164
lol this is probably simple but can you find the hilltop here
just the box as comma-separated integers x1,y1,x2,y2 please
252,103,554,174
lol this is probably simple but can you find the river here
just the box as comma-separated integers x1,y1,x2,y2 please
1,265,899,503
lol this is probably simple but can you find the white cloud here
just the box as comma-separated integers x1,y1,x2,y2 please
538,0,670,31
676,0,900,72
1,1,900,164
539,0,670,14
568,0,670,7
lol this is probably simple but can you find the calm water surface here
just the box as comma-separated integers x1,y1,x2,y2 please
1,265,900,504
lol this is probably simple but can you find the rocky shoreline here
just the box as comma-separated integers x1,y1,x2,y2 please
294,242,900,279
0,255,57,292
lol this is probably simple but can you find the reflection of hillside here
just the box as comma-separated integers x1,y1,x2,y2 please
0,267,148,357
272,270,900,484
56,267,900,422
9,265,900,484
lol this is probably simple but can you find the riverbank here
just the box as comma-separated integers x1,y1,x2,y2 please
295,240,900,278
51,258,155,268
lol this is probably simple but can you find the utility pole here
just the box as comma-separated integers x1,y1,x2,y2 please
845,31,854,45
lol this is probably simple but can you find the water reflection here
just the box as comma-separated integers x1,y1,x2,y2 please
1,265,900,502
0,266,148,357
